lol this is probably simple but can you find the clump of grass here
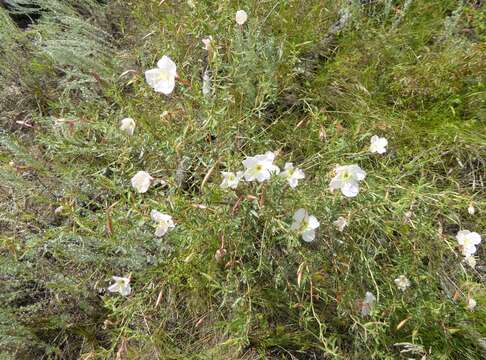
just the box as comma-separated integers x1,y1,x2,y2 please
1,0,485,359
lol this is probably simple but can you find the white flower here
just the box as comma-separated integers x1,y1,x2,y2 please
235,10,248,25
144,55,177,95
119,117,135,136
150,210,175,237
108,276,131,296
220,171,243,189
369,135,388,154
333,216,348,232
202,36,213,51
291,208,320,242
361,291,376,316
329,164,366,198
394,275,411,291
242,151,280,182
131,171,153,193
202,69,211,96
465,256,477,269
279,162,305,188
468,204,475,215
466,298,477,311
456,230,482,257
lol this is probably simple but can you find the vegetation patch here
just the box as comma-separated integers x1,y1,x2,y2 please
1,0,485,359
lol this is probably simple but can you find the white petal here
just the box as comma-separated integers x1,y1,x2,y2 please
377,137,388,147
119,284,131,296
462,243,477,256
202,70,211,96
131,171,152,193
151,209,163,222
341,181,359,197
242,157,258,169
329,176,342,191
119,118,135,136
255,170,270,182
221,172,240,189
294,168,305,180
235,10,248,25
284,162,293,170
145,68,162,88
157,56,177,76
154,77,176,95
302,229,315,242
107,283,120,293
220,172,234,189
376,146,387,154
236,171,244,180
288,177,298,189
307,215,320,230
467,298,477,311
351,165,366,181
155,225,168,237
293,208,306,222
468,232,482,245
243,170,255,181
268,164,280,175
456,230,470,244
364,291,376,304
263,151,275,162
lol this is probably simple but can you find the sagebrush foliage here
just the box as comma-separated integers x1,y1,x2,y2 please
1,0,485,359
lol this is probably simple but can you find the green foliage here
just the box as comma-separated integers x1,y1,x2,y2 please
1,0,485,359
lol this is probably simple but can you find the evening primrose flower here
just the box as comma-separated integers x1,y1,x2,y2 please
242,151,280,182
202,36,213,51
329,164,366,197
279,162,305,188
466,298,477,311
369,135,388,154
465,256,477,269
151,210,175,237
145,56,177,95
456,230,482,257
394,275,411,291
291,208,319,242
202,69,211,96
333,216,348,232
235,10,248,25
220,171,243,189
361,291,376,316
108,276,131,296
131,171,153,193
119,117,135,136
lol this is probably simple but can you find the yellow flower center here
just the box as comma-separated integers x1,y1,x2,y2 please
156,69,170,82
299,219,309,232
340,170,351,181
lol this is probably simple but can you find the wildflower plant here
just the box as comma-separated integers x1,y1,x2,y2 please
1,0,485,359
